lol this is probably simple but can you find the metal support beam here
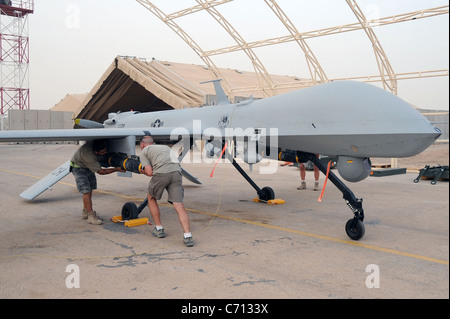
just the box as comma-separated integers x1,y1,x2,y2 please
1,2,33,114
264,0,328,84
137,1,447,99
135,0,233,95
346,0,397,95
204,5,449,57
228,69,449,96
164,0,233,21
195,0,276,97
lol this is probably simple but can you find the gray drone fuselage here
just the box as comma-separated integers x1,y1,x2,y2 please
108,81,440,159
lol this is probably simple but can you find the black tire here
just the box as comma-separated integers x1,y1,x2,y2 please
345,218,365,240
121,202,139,220
259,187,275,202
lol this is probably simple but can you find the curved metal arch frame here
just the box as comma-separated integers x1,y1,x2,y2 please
346,0,397,95
136,0,448,98
135,0,234,95
264,0,328,85
195,0,276,97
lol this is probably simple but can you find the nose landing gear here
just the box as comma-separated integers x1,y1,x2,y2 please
307,152,365,240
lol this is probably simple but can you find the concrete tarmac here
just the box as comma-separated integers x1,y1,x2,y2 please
0,143,448,299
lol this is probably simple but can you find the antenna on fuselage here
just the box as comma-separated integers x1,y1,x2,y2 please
200,79,230,105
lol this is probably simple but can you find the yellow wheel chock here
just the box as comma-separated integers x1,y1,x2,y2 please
253,198,286,205
111,216,150,227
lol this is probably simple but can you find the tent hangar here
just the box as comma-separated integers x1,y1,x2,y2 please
72,56,307,124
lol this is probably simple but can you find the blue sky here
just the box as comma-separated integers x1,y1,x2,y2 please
27,0,449,110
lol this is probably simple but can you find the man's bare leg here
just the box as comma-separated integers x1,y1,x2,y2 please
173,202,191,234
147,194,162,226
82,192,93,212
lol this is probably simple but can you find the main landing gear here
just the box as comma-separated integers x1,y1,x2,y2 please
121,198,148,221
231,151,365,241
228,157,276,202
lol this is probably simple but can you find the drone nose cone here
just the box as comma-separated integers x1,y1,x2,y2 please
424,125,443,145
432,126,443,137
400,124,442,157
329,81,443,157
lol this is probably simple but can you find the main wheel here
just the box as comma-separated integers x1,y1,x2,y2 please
121,202,139,220
258,187,275,202
345,218,365,240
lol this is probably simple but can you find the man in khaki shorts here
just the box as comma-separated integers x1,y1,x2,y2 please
139,136,193,247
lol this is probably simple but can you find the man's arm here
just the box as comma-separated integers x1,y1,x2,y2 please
97,167,125,175
141,165,153,177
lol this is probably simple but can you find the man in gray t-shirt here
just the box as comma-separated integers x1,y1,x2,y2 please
139,143,181,175
139,136,193,247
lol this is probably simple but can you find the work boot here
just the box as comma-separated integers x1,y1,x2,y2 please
87,211,103,225
82,208,88,219
297,182,306,190
314,181,319,191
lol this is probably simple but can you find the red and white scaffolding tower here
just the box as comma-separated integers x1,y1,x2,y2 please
0,0,34,115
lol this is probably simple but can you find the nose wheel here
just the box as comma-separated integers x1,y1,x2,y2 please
307,153,366,241
345,217,365,240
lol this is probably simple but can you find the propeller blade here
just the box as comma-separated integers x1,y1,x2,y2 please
181,168,202,185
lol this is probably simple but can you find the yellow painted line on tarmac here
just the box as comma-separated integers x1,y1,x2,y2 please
1,168,448,266
0,168,42,180
184,207,449,266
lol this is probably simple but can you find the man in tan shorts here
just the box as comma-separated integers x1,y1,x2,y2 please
139,136,193,247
